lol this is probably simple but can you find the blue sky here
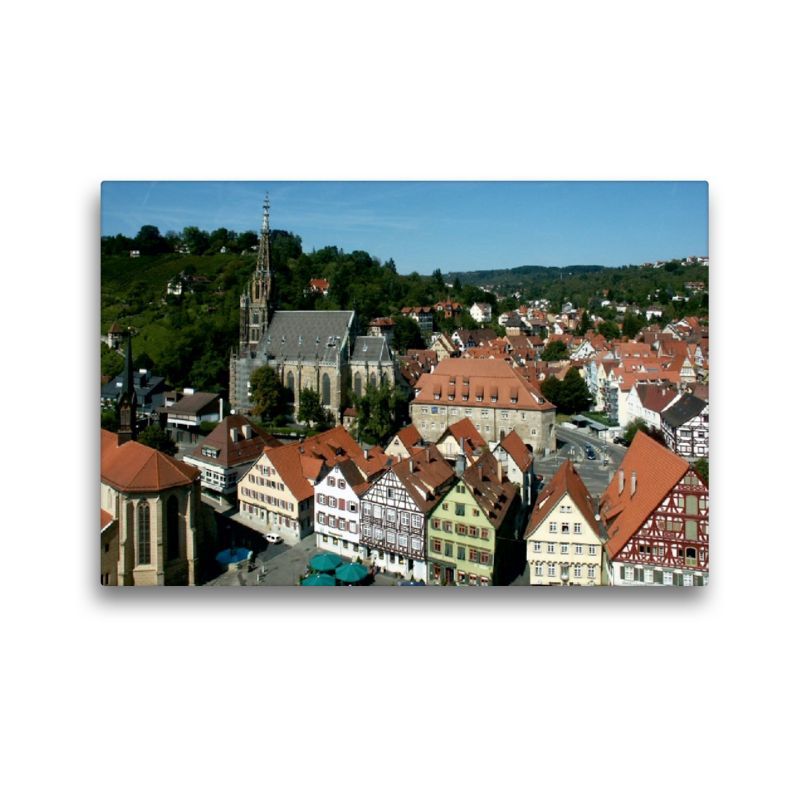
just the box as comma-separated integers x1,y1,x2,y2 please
101,181,708,275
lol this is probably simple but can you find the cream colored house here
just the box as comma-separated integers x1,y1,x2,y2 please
524,459,606,586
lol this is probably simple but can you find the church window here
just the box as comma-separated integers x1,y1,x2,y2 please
322,374,331,406
137,503,151,565
354,373,362,397
166,495,180,561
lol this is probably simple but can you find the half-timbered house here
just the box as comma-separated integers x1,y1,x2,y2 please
600,435,709,586
359,446,455,581
313,458,371,558
660,394,709,461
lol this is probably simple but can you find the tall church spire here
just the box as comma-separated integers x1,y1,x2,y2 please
254,192,272,299
117,331,138,444
240,192,273,356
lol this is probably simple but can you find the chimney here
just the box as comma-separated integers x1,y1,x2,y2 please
619,468,624,495
424,448,430,463
363,448,369,461
478,463,483,483
497,459,503,483
242,424,252,439
219,397,225,420
230,428,239,443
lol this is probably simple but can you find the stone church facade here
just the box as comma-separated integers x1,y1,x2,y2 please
229,194,398,418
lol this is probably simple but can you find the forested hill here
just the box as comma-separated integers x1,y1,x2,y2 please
444,264,607,286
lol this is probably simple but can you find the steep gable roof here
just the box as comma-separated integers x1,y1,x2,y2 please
661,393,707,428
187,414,282,467
600,435,691,560
460,451,518,529
390,445,456,512
493,429,533,472
525,459,599,539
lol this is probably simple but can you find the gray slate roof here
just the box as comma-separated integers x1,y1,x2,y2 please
661,394,707,428
352,336,393,363
259,310,355,365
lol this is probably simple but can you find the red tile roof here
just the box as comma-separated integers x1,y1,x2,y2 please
187,414,282,467
101,508,114,532
600,434,691,560
494,429,533,471
101,429,200,493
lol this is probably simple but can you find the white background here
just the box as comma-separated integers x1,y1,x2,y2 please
3,3,791,800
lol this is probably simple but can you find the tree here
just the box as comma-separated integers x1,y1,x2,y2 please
352,383,405,444
134,225,169,256
137,424,178,456
622,313,644,340
182,226,210,255
248,365,285,422
432,268,445,296
540,375,562,408
297,388,329,428
576,310,591,336
624,418,666,447
392,315,424,354
597,320,620,340
558,368,593,415
694,457,709,484
541,340,569,361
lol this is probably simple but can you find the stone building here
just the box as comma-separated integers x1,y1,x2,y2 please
229,194,398,418
410,358,557,455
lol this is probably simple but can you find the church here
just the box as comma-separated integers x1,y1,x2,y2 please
229,194,397,417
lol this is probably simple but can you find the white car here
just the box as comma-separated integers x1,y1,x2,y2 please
264,533,282,544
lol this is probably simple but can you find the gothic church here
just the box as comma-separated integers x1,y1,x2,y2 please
229,194,397,417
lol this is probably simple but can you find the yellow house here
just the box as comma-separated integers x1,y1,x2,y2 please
524,459,606,586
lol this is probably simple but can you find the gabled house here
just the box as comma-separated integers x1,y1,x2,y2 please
183,414,282,499
384,423,425,461
430,332,458,360
426,451,521,585
435,298,462,318
660,394,709,461
436,417,488,463
470,302,492,323
159,390,222,445
313,457,372,559
491,429,536,509
400,306,434,335
524,459,606,586
600,434,709,586
626,383,679,432
359,446,455,580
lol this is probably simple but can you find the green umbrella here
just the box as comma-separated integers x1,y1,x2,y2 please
302,573,336,586
335,562,369,584
310,553,343,573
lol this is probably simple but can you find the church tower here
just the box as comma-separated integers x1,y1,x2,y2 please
117,331,138,444
239,193,273,356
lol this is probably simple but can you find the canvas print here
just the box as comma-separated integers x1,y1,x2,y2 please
100,181,709,587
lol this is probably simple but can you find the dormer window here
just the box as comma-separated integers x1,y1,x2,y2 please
491,396,497,403
462,394,469,401
434,393,441,400
448,394,455,401
476,395,483,402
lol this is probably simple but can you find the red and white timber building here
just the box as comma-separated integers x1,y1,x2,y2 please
601,434,709,586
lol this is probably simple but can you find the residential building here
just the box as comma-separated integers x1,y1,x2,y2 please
661,394,709,461
101,368,166,417
384,424,425,461
451,328,496,352
106,321,123,350
367,317,395,345
524,460,605,586
314,458,371,559
434,298,462,318
183,414,282,500
237,425,385,543
360,446,456,580
430,332,458,360
600,435,709,586
411,358,557,455
160,390,222,444
426,452,521,585
308,278,330,296
626,383,679,432
400,306,434,336
436,418,487,462
491,429,536,508
470,302,492,323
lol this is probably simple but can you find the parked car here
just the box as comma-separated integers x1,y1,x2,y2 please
613,436,630,447
264,533,282,544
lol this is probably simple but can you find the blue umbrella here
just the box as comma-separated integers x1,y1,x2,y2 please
335,562,369,584
310,553,342,573
398,580,426,586
302,573,336,586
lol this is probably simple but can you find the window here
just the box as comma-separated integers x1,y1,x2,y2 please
574,523,582,534
587,565,596,580
685,520,698,540
338,480,345,490
329,496,336,507
501,412,509,420
547,542,555,554
575,544,583,555
468,526,478,537
481,410,488,418
663,571,673,585
644,568,654,583
342,541,348,550
399,534,408,549
363,524,372,538
549,522,557,533
589,545,597,556
480,552,490,565
534,542,542,553
433,539,442,553
481,528,489,540
387,531,396,544
316,493,325,504
561,543,569,555
456,504,465,516
433,518,441,530
561,523,569,533
444,521,453,533
387,488,394,499
411,537,422,551
445,543,453,557
412,515,422,528
469,549,478,562
328,476,335,486
685,547,698,567
137,503,151,565
560,505,572,513
401,512,410,526
683,573,694,586
535,564,543,576
574,564,583,578
349,502,358,514
548,564,556,578
472,508,480,516
386,509,396,524
465,409,472,417
457,570,466,583
363,503,371,518
624,566,634,581
457,524,466,535
375,527,384,540
457,546,465,560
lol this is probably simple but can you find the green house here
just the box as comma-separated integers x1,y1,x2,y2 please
426,452,521,586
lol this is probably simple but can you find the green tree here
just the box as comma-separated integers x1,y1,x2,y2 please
624,418,666,447
137,424,178,456
353,383,404,444
297,388,328,428
392,315,424,354
248,365,285,422
576,310,591,336
541,340,569,361
101,408,119,433
540,375,562,407
134,225,169,256
622,313,644,340
559,367,593,415
694,457,709,484
597,320,620,340
432,268,445,296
